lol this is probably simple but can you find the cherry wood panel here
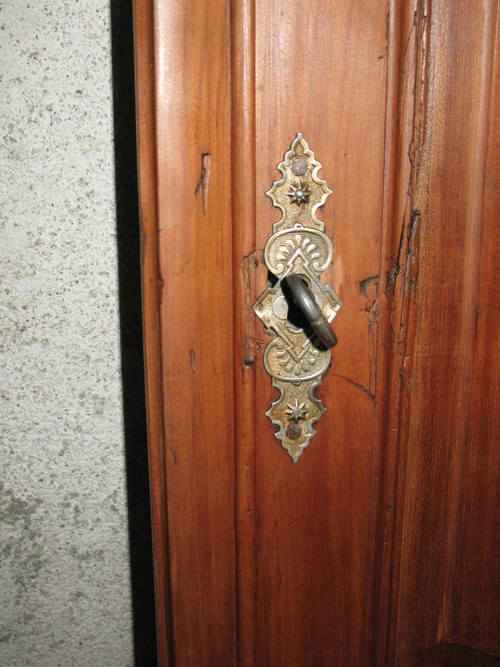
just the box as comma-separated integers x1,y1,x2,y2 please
230,0,258,664
134,2,172,662
136,1,236,664
449,8,500,651
370,1,430,663
251,1,390,664
393,1,500,664
135,0,500,664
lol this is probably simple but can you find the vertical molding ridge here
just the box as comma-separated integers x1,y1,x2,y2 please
438,0,499,644
231,0,257,663
370,1,430,663
133,1,173,664
145,0,235,662
386,0,500,661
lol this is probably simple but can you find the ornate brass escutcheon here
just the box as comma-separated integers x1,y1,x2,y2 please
253,134,341,462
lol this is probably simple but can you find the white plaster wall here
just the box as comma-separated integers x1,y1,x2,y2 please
0,2,135,664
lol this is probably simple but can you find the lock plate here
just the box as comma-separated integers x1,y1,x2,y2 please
253,134,341,462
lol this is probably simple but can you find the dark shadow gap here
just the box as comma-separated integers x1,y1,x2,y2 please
110,1,157,664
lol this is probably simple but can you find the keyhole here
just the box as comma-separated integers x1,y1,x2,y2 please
281,276,310,332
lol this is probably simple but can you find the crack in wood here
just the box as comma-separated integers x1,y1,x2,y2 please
194,153,212,214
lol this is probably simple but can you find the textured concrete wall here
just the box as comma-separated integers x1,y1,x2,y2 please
0,2,136,664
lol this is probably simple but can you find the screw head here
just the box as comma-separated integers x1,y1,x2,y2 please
286,424,302,440
291,157,307,176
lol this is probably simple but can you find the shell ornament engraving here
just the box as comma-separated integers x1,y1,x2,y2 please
253,134,341,462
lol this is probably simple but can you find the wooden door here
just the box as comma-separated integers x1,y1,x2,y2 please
134,1,500,664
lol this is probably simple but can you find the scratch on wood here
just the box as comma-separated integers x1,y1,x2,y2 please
332,373,375,401
360,275,380,331
358,274,380,395
189,349,196,374
272,485,282,592
387,1,429,296
194,153,212,214
359,275,380,298
406,209,421,296
169,448,177,466
243,249,264,368
386,262,401,293
157,276,164,304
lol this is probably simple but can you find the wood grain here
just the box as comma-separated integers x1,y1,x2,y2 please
133,1,172,663
230,0,258,664
253,1,389,663
135,0,500,664
370,1,429,663
151,0,236,663
394,1,500,663
449,7,500,651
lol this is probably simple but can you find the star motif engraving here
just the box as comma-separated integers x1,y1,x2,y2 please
285,400,309,423
287,180,310,206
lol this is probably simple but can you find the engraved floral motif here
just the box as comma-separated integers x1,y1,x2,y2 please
264,338,330,384
275,342,320,376
276,233,322,272
265,228,332,276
